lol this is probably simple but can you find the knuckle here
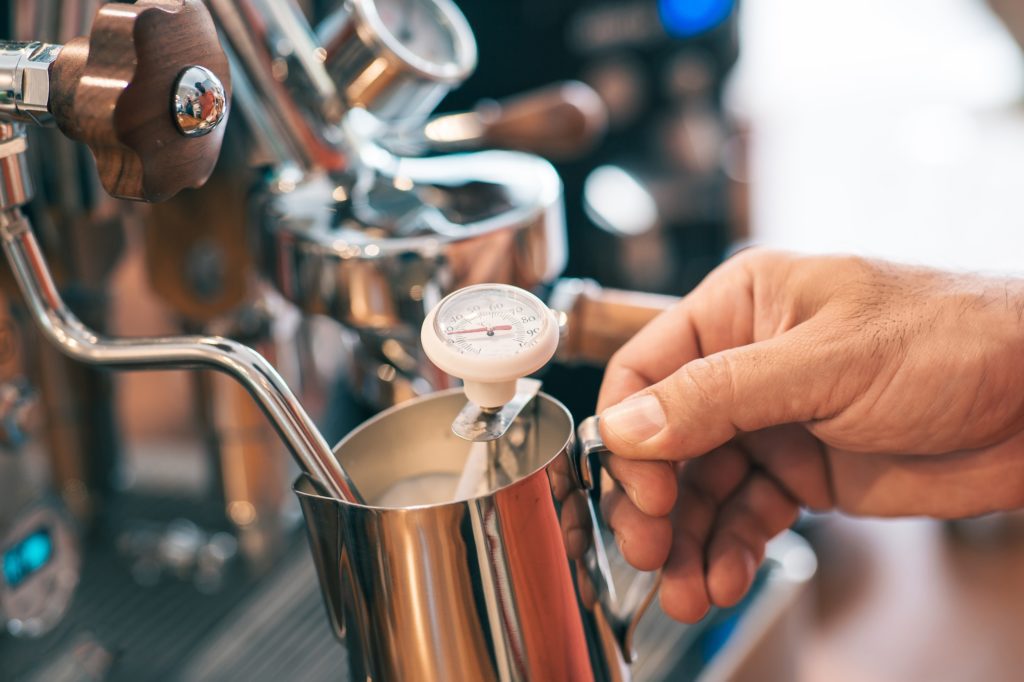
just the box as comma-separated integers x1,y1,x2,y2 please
676,354,735,412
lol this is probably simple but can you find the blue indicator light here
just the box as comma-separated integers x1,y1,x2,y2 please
3,550,21,587
2,528,53,589
21,531,52,571
658,0,735,38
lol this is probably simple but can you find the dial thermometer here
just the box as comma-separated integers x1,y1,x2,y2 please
421,284,559,409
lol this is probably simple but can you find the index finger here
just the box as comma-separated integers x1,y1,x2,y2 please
596,254,760,413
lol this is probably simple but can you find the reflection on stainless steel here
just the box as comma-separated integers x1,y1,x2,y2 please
215,0,568,410
418,111,484,149
0,208,362,504
573,415,660,662
0,41,61,125
207,0,347,172
296,389,653,681
0,123,32,209
266,149,565,335
317,0,477,123
173,65,228,137
584,165,659,236
264,138,565,404
451,377,541,442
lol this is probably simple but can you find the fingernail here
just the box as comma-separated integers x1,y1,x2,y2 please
602,394,666,445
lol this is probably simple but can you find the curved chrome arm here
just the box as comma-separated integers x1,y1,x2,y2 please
0,208,362,504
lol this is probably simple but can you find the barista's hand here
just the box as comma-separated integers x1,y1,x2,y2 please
596,249,1024,623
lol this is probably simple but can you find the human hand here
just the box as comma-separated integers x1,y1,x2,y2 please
596,250,1024,622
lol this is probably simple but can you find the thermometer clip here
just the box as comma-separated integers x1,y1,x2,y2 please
451,378,541,442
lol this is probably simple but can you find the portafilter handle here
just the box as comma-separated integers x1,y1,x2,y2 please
385,81,609,161
550,278,680,366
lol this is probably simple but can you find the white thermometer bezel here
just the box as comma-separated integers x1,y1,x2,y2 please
421,284,559,407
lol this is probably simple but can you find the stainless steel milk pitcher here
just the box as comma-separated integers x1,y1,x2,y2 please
295,389,657,681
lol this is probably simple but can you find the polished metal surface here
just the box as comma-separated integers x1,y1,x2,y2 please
0,208,362,504
451,377,541,442
172,523,816,682
173,65,228,137
266,147,565,336
296,389,653,681
207,0,347,172
575,414,606,490
317,0,477,123
585,165,660,237
264,144,565,403
0,41,61,125
251,0,344,123
0,123,32,210
574,415,660,662
229,1,566,411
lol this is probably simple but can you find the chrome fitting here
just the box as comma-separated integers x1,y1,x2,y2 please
0,41,62,126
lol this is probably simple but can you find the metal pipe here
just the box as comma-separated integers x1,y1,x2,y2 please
0,208,363,504
0,40,61,125
207,0,347,173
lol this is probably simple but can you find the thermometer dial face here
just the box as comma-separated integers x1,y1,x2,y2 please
433,286,549,359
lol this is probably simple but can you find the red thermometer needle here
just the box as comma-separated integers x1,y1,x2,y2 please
447,325,513,335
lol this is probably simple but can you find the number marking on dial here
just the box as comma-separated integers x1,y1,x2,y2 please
434,288,547,358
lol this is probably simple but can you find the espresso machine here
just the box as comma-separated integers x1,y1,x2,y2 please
0,1,814,680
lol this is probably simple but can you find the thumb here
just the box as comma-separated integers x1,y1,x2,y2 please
599,329,838,460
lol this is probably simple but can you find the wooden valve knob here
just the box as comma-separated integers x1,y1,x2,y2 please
48,0,231,203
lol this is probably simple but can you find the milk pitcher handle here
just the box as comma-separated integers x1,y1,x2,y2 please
574,416,661,663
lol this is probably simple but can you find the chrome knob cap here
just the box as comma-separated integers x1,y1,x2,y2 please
173,65,227,137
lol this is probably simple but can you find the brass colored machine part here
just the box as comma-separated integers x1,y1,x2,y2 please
46,0,232,202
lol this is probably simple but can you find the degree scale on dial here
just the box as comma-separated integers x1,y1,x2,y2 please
435,288,546,358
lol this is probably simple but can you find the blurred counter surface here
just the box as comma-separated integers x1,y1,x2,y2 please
801,516,1024,682
733,1,1024,681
